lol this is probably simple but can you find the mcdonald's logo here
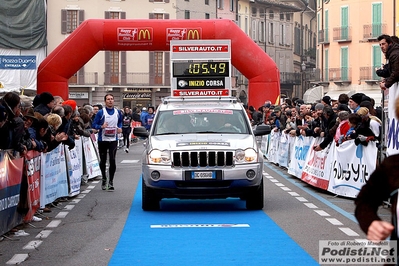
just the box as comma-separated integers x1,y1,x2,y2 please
138,29,151,41
186,29,200,40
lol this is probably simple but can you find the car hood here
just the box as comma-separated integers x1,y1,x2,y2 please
149,134,257,150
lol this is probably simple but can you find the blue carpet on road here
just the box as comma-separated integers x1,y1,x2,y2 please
109,180,318,266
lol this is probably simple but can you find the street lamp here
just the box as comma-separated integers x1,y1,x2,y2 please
301,61,307,98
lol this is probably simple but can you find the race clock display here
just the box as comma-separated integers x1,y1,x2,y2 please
173,61,229,77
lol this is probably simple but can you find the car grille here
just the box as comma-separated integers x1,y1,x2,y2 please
172,151,234,167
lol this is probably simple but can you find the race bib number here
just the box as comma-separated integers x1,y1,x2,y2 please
104,127,117,138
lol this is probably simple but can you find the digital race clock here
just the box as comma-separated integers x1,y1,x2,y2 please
173,61,229,77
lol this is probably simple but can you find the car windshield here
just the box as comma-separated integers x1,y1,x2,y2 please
153,109,250,135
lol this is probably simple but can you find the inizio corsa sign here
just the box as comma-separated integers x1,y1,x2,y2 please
0,56,36,69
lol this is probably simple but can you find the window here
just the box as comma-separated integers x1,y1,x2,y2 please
286,13,291,21
185,10,190,19
154,52,163,84
205,0,209,5
268,22,274,43
185,0,189,1
230,0,234,12
259,8,265,18
217,0,223,9
61,9,84,34
279,24,285,45
205,13,210,19
269,10,274,19
251,19,257,41
251,7,257,17
259,21,265,42
280,13,284,20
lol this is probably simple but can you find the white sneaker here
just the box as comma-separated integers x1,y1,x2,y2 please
125,148,129,153
32,216,42,222
14,230,29,236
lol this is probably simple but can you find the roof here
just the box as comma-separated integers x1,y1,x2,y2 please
254,0,303,11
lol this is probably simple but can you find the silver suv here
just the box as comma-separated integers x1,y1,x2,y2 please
133,97,271,210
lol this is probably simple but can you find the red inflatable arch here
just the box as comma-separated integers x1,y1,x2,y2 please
37,19,280,109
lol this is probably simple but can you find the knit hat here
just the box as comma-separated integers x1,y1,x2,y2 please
274,106,282,112
322,96,331,105
349,93,364,105
315,103,325,111
40,92,54,105
62,100,77,111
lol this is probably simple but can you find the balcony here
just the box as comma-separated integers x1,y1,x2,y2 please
359,66,381,85
280,72,301,85
363,24,386,40
318,29,329,44
333,26,351,42
329,67,352,86
104,72,169,86
68,72,98,85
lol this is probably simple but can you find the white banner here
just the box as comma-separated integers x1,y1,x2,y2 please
277,132,291,168
287,136,313,178
40,145,68,208
386,82,399,156
266,130,280,163
301,138,334,190
82,136,101,179
327,140,378,198
65,145,82,197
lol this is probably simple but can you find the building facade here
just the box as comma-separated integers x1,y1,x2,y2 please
316,0,397,105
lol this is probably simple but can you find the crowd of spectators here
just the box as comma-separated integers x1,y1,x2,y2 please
245,92,382,150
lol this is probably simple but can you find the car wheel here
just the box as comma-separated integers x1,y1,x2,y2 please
245,178,264,210
142,179,160,211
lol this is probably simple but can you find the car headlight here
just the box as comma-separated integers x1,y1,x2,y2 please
235,148,257,163
148,149,171,164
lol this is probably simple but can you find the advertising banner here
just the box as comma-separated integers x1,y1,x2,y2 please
386,83,399,156
327,140,378,198
23,150,41,222
287,136,313,178
82,136,101,179
40,145,68,207
0,152,23,235
301,138,334,190
65,145,82,197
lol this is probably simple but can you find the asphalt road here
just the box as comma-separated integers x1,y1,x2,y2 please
0,141,391,265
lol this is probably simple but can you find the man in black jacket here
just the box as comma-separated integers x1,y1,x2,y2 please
313,105,337,151
378,34,399,90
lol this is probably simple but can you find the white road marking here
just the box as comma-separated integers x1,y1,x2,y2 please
339,227,359,236
295,197,308,202
121,160,139,163
63,205,75,210
151,224,250,228
314,210,330,216
6,254,29,264
46,220,62,228
87,185,96,189
304,203,318,209
23,240,43,250
77,194,86,199
55,211,69,219
269,179,279,182
91,180,100,183
71,199,81,203
280,187,291,191
288,192,300,196
81,189,91,194
35,230,52,239
275,183,285,187
326,218,343,225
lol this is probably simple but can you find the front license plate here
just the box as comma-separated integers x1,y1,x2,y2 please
191,171,216,179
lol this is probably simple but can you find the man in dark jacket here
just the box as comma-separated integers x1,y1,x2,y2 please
313,105,337,151
378,34,399,90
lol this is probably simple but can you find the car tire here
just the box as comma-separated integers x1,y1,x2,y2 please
245,178,264,210
142,179,160,211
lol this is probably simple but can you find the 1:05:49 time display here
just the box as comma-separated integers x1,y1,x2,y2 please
173,61,230,77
